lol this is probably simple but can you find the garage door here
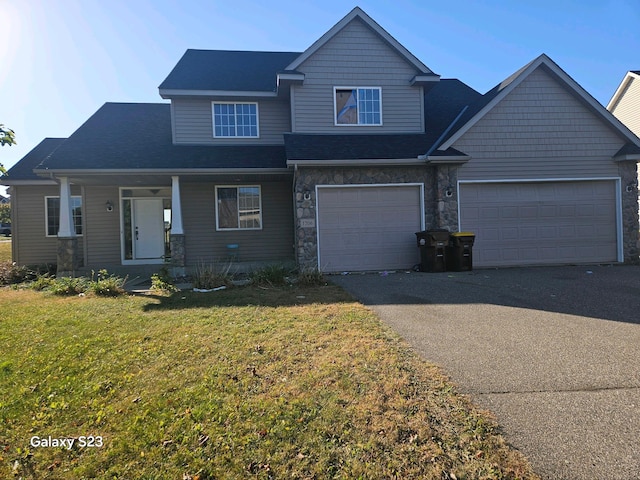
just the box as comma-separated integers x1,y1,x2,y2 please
459,181,618,267
317,185,422,272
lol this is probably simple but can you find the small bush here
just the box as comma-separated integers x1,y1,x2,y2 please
0,262,31,286
29,274,55,291
250,264,292,287
89,269,127,297
49,276,89,296
151,267,179,293
193,260,233,290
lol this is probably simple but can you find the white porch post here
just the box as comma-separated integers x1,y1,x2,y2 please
58,176,76,237
170,176,184,235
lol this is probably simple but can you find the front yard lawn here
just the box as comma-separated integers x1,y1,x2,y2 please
0,285,538,479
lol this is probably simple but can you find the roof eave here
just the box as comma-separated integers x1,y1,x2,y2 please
33,168,292,176
159,89,277,99
287,158,426,167
607,71,640,111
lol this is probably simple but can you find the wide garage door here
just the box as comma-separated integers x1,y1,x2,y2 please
317,185,422,272
459,181,618,267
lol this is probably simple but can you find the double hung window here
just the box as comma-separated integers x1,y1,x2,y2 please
335,87,382,125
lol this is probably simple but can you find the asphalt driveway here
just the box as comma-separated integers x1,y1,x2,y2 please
331,265,640,480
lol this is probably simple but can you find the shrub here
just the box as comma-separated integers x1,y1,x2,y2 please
29,274,55,291
150,267,179,293
250,264,292,287
89,269,127,297
193,260,233,290
0,262,31,286
49,276,89,296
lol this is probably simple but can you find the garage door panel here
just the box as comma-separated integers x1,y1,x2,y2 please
460,181,617,267
318,185,422,272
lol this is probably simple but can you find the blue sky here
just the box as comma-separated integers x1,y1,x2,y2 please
1,0,639,195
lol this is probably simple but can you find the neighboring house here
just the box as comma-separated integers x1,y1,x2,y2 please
0,195,9,204
607,70,640,211
2,7,639,275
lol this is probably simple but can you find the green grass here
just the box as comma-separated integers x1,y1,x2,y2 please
0,240,10,262
0,285,538,479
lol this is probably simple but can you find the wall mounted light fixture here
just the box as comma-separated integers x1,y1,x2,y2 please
303,191,312,201
444,185,454,198
105,201,114,212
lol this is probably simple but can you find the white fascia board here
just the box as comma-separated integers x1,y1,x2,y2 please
607,71,640,111
441,54,640,151
159,89,277,99
287,158,425,167
277,73,305,83
285,7,435,75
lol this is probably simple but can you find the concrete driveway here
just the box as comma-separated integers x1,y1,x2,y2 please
331,265,640,480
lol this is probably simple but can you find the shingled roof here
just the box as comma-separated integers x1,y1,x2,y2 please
3,137,66,181
159,50,302,93
36,103,287,172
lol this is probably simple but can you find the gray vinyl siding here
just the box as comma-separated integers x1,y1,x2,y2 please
455,67,624,181
609,76,640,135
172,98,290,145
11,185,84,266
84,186,122,265
182,181,294,264
292,17,424,134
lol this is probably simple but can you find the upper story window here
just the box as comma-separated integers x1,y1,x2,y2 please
212,102,259,138
334,87,382,126
45,196,83,237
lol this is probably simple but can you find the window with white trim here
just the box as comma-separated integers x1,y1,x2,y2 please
215,186,262,230
45,196,83,236
212,102,259,137
335,87,382,125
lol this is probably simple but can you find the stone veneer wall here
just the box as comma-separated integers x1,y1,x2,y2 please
619,161,640,264
294,165,460,270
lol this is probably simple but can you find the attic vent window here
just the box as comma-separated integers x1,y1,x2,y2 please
334,87,382,126
212,102,259,138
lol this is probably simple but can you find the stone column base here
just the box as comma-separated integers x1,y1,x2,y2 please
57,236,80,277
170,234,186,277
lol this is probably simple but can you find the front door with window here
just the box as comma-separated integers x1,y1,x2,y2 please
133,199,165,260
121,188,170,264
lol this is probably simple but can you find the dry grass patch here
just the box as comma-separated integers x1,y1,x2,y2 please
0,240,10,262
0,286,538,479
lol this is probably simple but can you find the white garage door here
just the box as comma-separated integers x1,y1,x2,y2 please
317,185,423,272
459,181,618,267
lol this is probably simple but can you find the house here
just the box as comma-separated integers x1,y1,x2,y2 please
607,70,640,211
3,7,639,275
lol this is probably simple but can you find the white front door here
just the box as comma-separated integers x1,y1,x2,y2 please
133,199,165,260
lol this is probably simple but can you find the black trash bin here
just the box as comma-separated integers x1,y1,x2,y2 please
415,229,449,272
446,232,475,271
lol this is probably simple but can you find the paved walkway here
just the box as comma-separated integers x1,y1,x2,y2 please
331,265,640,480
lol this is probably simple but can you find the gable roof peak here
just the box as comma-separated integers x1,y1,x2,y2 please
285,6,438,77
438,53,640,151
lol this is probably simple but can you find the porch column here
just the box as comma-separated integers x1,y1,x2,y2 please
56,177,79,277
170,176,186,274
58,177,76,238
170,176,184,235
